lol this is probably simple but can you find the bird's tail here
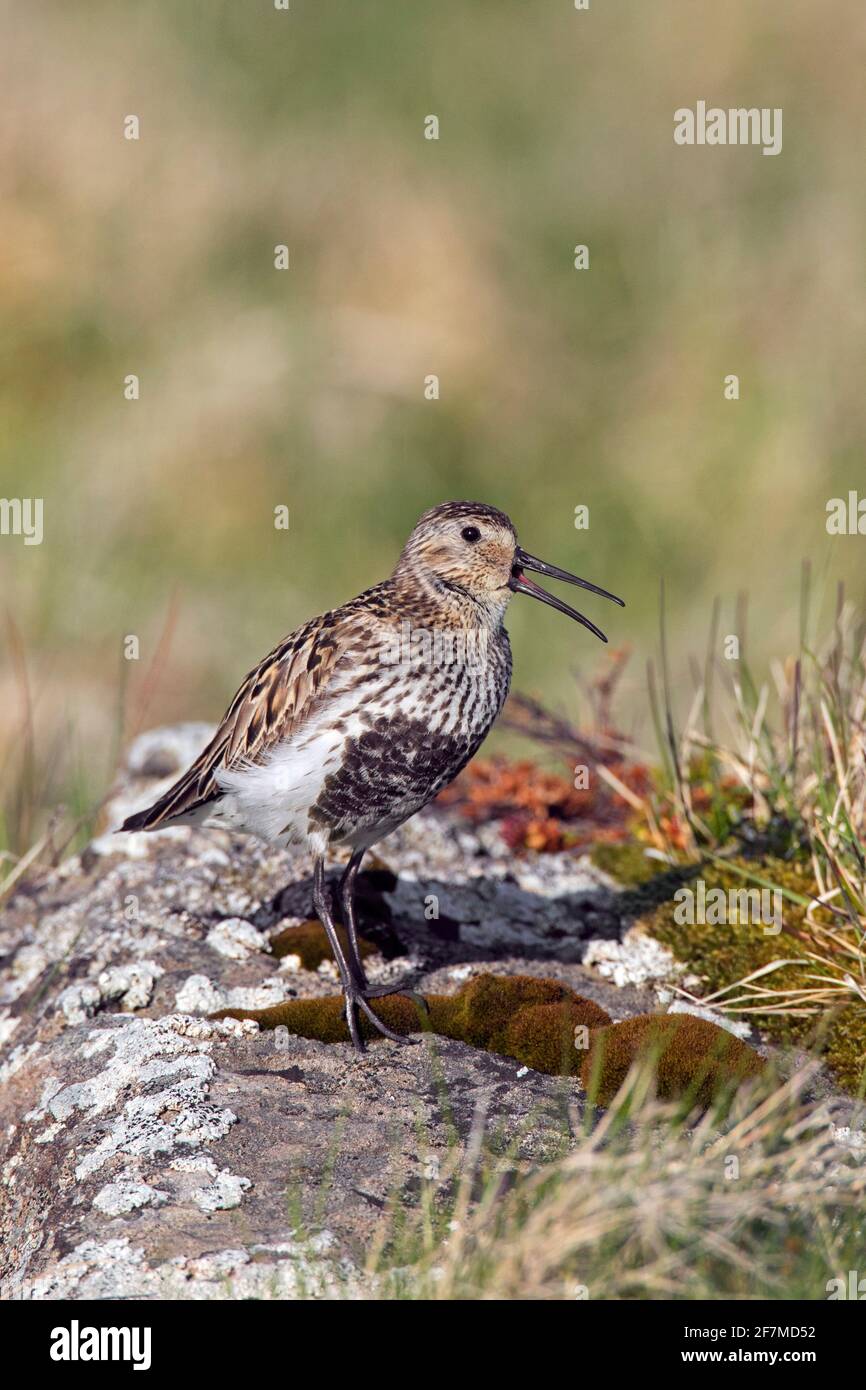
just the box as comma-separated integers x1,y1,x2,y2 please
119,799,172,833
119,782,216,833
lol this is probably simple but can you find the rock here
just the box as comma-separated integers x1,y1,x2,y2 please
93,1176,169,1217
583,927,682,990
205,918,270,961
665,999,753,1040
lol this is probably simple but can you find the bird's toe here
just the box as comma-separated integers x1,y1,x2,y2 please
350,992,419,1045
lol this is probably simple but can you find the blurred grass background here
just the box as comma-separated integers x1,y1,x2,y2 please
1,0,865,851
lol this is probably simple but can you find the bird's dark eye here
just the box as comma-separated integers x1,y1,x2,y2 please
461,525,481,543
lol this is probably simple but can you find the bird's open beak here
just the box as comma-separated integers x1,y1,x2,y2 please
508,548,625,644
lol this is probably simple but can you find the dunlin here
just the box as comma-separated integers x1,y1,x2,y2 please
122,501,624,1049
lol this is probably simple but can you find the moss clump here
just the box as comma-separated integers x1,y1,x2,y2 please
212,971,610,1075
580,1013,765,1108
218,991,424,1043
591,841,668,887
211,971,765,1100
270,919,377,971
430,973,610,1053
503,1002,608,1076
822,1005,866,1095
643,855,866,1094
646,857,813,994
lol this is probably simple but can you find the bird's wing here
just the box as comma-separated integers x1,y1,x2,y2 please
121,605,366,831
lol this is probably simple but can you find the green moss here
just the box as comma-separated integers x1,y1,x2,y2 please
211,971,766,1101
212,971,610,1075
220,991,424,1043
503,1001,608,1076
591,842,668,886
823,1006,866,1095
647,860,812,1006
431,973,609,1052
270,919,377,971
643,855,866,1096
244,850,864,1098
580,1013,765,1108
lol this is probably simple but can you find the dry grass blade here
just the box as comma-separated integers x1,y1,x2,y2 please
387,1063,865,1301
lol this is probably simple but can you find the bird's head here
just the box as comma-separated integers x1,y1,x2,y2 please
393,500,624,640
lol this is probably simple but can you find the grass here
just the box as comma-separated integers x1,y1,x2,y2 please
640,574,866,1090
354,1055,865,1300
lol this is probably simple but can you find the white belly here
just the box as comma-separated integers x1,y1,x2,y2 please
205,707,362,854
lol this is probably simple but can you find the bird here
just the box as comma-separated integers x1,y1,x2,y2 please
121,501,624,1050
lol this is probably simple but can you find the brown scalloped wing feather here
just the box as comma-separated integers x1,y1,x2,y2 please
121,608,355,831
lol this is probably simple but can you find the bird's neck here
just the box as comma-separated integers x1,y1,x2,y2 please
389,560,510,633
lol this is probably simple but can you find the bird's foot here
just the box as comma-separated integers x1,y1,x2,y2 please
343,981,427,1050
361,980,429,1010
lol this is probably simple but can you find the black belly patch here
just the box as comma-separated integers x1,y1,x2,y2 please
308,714,484,841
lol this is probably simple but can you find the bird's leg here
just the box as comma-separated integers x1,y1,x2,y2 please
314,857,413,1048
338,850,430,1017
338,849,369,988
312,857,364,1050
